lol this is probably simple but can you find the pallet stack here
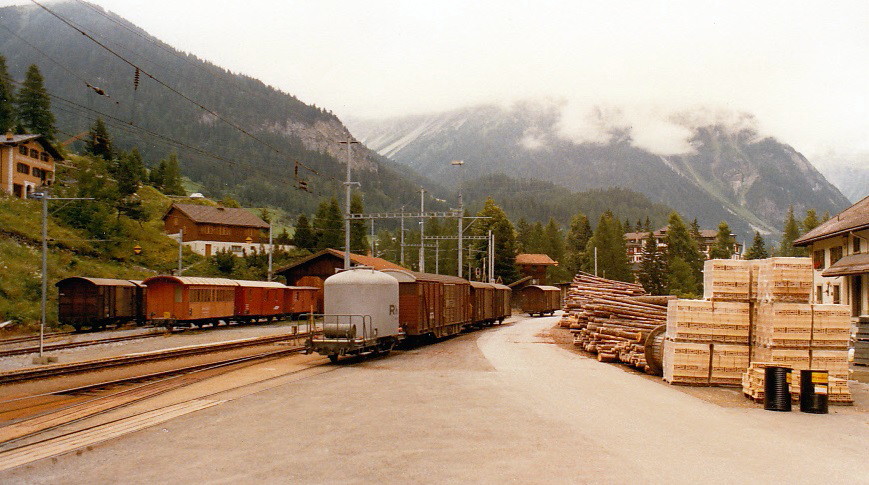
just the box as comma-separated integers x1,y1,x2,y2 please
564,272,667,372
742,362,854,404
663,260,751,386
741,258,853,405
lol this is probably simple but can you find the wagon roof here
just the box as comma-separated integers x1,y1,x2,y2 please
234,280,288,288
55,277,139,287
469,281,495,289
380,269,469,284
142,276,239,286
285,286,320,290
525,285,560,291
491,283,512,291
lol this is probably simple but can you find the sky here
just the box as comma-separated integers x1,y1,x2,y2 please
2,1,868,162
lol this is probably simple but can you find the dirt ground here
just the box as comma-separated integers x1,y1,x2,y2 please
1,314,866,483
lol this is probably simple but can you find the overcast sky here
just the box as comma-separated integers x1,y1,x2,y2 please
3,1,868,161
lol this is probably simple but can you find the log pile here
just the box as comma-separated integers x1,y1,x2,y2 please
563,272,667,372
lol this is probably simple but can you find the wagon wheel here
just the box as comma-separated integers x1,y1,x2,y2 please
643,325,667,376
328,354,339,363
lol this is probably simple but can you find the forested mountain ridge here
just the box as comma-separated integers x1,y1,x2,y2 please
348,102,852,239
0,1,433,216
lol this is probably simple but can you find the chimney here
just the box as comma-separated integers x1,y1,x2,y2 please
5,131,12,141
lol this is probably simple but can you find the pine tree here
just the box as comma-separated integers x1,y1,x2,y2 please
515,218,531,253
85,118,114,160
644,216,652,232
527,222,546,254
291,214,316,250
543,218,567,282
585,211,631,282
349,192,366,253
115,150,145,197
473,197,519,283
313,197,343,250
802,209,820,234
638,231,667,295
15,65,55,139
709,221,736,259
778,205,804,256
0,55,14,133
565,212,592,277
821,211,831,223
665,212,702,294
623,219,632,233
158,152,185,195
744,231,769,260
276,228,292,245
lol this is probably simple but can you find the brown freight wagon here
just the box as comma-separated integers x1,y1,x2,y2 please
143,276,238,326
56,277,146,331
469,281,497,326
520,285,561,317
492,283,512,323
381,269,471,338
234,280,288,322
284,286,319,316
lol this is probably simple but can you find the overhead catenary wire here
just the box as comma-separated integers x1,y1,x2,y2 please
30,0,334,182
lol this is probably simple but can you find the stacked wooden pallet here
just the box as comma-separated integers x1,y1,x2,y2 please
664,259,752,386
740,257,853,404
564,272,666,372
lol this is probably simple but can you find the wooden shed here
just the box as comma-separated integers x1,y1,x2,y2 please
380,269,471,338
55,277,145,330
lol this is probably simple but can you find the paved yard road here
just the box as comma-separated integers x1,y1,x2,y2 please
2,315,867,483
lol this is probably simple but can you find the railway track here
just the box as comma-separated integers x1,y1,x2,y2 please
0,332,75,347
0,346,305,446
0,330,315,385
0,332,167,358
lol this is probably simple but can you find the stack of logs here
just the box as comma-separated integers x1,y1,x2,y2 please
563,272,669,372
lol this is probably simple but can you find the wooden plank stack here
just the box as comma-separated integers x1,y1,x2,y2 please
564,272,666,372
742,362,854,404
703,259,751,301
740,257,853,405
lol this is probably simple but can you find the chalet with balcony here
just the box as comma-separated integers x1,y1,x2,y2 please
163,203,277,257
625,226,743,270
0,133,62,198
794,196,868,318
515,253,558,285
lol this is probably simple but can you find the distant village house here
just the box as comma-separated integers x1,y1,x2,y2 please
0,133,61,199
515,253,558,285
162,203,291,257
625,226,743,270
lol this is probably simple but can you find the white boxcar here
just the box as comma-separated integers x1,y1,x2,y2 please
307,268,401,362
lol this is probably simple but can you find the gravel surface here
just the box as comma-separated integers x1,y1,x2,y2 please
2,315,866,483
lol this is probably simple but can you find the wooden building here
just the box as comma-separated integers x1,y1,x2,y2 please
0,133,61,198
162,203,275,257
625,226,743,271
794,196,868,319
275,248,408,312
515,253,558,285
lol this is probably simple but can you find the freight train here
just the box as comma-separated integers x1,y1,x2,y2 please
307,267,512,362
56,276,318,331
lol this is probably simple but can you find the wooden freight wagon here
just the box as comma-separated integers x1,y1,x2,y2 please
381,269,471,338
520,285,561,316
470,281,497,326
143,276,238,327
492,283,512,323
234,280,288,322
56,277,146,331
284,286,319,317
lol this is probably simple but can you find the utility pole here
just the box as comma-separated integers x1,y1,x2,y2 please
267,223,273,281
29,190,92,364
339,138,359,269
594,246,598,277
435,243,440,274
370,219,375,256
419,188,425,272
488,229,494,282
178,227,184,274
452,160,464,277
399,205,405,267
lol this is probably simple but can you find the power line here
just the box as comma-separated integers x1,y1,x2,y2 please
30,0,334,182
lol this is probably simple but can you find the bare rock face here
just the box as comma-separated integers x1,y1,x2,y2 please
264,119,379,173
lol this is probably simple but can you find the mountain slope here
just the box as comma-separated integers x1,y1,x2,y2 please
348,103,851,238
0,1,432,215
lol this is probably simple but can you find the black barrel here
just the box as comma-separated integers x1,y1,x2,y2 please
764,366,792,412
799,369,829,414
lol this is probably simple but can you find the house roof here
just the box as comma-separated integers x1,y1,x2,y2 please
625,228,721,240
0,133,64,160
821,253,869,277
794,196,869,246
164,203,269,229
275,248,407,275
516,253,558,266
